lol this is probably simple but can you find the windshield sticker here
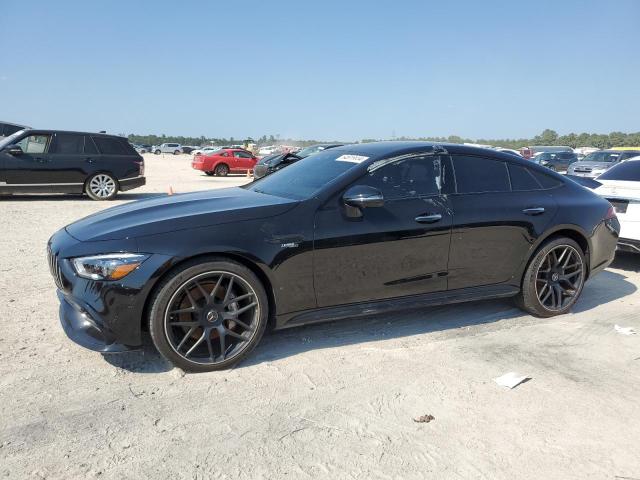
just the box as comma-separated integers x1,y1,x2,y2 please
336,154,369,164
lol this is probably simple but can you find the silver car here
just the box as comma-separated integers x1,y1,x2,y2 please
567,149,640,178
152,143,183,155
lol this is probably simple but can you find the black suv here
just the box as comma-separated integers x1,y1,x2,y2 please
0,129,145,200
0,121,29,138
534,151,579,172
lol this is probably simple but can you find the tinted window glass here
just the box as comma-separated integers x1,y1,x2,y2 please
92,137,127,155
50,134,84,154
582,151,622,163
598,161,640,181
508,164,541,191
233,151,252,158
452,155,510,193
3,124,22,136
357,155,441,200
16,134,50,154
530,169,563,189
84,136,98,154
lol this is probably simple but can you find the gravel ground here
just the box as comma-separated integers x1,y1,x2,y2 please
1,153,639,479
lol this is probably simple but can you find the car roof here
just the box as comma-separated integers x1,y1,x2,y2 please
18,129,126,139
329,141,532,163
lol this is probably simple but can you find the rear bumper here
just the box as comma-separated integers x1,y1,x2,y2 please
119,176,146,191
617,237,640,254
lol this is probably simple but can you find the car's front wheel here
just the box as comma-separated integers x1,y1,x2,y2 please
174,150,180,155
148,258,269,372
516,237,586,317
85,173,119,201
155,149,161,155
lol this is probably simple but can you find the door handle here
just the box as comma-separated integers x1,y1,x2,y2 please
522,207,545,215
415,214,442,224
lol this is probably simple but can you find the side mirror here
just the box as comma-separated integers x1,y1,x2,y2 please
343,185,384,209
5,145,23,156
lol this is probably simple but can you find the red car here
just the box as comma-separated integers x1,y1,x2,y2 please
191,148,258,176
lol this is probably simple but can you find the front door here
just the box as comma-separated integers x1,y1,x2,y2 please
232,151,254,170
4,133,53,184
313,154,453,307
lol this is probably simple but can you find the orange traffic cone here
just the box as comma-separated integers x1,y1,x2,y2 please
246,169,251,177
167,185,174,196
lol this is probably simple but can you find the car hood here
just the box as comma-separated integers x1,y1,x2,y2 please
66,187,298,242
570,161,614,170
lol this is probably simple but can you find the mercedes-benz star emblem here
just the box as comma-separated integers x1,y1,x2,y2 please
206,310,219,323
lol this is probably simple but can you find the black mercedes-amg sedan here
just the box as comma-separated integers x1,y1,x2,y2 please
47,142,620,372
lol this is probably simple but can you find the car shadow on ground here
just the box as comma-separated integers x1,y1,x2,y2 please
103,267,637,374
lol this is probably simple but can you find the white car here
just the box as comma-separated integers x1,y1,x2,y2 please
593,157,640,253
192,146,221,156
258,145,279,156
152,143,182,155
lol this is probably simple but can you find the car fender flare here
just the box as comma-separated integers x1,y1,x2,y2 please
516,224,592,283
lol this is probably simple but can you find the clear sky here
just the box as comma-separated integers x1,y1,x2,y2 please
1,0,639,141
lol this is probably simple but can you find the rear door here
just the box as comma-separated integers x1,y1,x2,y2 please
46,133,89,183
446,155,558,290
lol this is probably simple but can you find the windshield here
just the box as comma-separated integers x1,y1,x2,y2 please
0,129,27,149
582,151,621,163
246,149,363,200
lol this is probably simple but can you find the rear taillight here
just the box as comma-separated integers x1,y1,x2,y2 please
605,205,616,220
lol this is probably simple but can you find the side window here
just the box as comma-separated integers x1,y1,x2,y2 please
452,155,510,194
50,134,84,154
16,134,51,154
530,169,563,189
221,152,229,157
508,164,541,191
84,136,99,154
233,151,252,158
92,137,127,155
358,155,442,200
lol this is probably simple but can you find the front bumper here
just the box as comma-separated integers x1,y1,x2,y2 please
48,228,174,353
58,291,137,352
119,175,146,192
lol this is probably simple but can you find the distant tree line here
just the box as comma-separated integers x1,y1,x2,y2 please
127,129,640,150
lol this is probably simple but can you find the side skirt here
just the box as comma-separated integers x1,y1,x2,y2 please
276,284,520,330
0,184,84,194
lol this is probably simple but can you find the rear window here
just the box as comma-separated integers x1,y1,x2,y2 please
452,155,510,194
84,136,99,154
598,161,640,182
50,134,84,154
92,136,128,155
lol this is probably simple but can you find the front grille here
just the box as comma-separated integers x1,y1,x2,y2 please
574,167,592,173
47,244,64,290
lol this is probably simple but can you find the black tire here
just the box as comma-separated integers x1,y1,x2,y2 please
174,150,180,155
148,257,269,372
85,172,119,201
205,171,214,176
155,149,161,155
515,237,586,317
214,163,229,176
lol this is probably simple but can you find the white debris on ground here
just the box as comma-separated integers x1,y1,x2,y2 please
494,372,529,389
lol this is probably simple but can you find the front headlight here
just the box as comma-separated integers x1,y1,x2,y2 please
72,253,149,281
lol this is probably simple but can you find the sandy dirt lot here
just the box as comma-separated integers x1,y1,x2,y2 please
1,153,639,479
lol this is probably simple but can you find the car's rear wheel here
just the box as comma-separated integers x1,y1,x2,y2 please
215,164,229,176
205,171,214,176
516,237,586,317
148,258,268,372
85,173,118,201
174,150,180,155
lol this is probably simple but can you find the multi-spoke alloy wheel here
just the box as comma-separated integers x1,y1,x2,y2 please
149,259,268,372
535,245,584,312
86,173,118,200
516,237,586,317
